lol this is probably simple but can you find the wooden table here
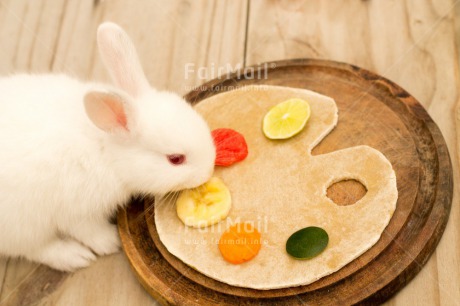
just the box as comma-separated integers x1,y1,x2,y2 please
0,1,458,305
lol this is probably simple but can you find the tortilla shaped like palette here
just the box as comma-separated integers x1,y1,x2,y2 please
155,85,398,290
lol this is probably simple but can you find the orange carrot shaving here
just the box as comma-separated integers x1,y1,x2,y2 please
218,223,261,264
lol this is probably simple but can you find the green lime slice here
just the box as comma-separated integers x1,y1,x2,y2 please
286,226,329,259
262,98,311,139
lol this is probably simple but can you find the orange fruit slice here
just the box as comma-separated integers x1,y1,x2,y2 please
218,223,262,264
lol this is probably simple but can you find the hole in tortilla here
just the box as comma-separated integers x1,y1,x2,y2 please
327,179,367,206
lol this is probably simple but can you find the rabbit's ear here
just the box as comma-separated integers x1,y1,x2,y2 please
97,22,150,97
84,91,132,132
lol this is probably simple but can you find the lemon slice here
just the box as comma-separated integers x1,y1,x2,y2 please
176,177,231,228
263,98,311,139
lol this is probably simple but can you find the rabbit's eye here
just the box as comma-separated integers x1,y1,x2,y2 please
167,154,186,165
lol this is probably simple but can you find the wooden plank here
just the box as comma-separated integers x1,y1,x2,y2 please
0,258,7,299
246,0,374,68
0,259,40,303
51,0,104,77
246,0,459,305
0,265,67,306
454,9,460,306
401,2,460,306
0,0,68,73
43,254,159,306
456,1,460,65
0,0,28,74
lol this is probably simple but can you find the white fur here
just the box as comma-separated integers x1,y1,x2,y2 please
0,23,215,271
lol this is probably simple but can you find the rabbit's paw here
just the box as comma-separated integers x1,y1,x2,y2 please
34,239,96,272
71,221,121,256
88,223,121,256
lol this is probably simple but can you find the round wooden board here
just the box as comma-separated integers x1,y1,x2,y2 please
117,59,453,305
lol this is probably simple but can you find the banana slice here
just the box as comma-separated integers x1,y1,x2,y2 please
176,177,232,228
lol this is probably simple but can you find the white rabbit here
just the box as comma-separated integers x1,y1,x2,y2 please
0,22,215,271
